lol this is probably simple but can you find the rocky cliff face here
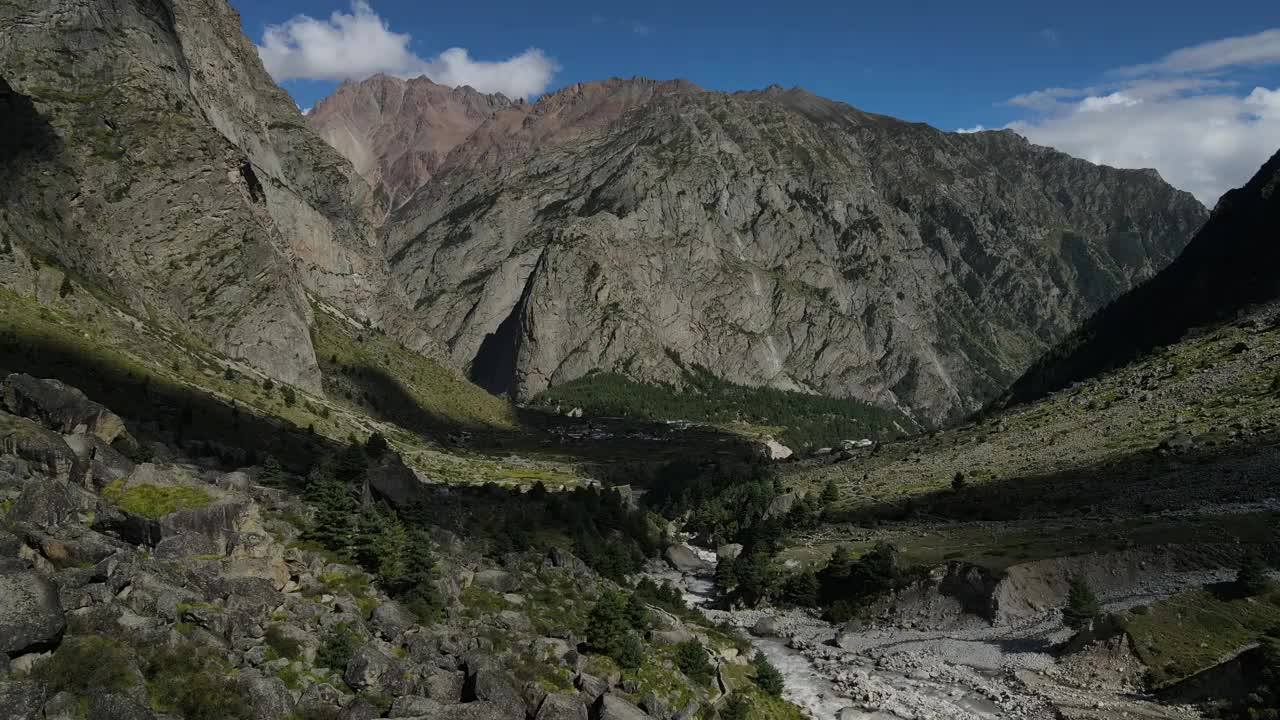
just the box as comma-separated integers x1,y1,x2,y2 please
383,85,1208,424
1001,148,1280,407
0,0,426,391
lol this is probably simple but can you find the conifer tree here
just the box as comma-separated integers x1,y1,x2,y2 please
1062,576,1102,630
752,651,785,697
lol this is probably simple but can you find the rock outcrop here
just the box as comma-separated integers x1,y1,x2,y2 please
0,0,432,391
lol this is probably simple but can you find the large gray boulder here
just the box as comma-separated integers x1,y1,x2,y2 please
344,643,398,691
536,693,589,720
0,410,78,483
0,570,65,655
0,681,43,720
2,374,127,443
237,671,295,720
663,544,713,574
9,475,99,528
597,695,651,720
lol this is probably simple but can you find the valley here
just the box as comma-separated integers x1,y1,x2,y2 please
1,1,1279,720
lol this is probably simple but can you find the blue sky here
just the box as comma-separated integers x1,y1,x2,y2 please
231,1,1280,203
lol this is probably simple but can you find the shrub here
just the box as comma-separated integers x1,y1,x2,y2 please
616,632,645,670
720,694,751,720
317,623,359,672
34,635,136,695
951,472,967,491
674,640,715,686
142,643,250,720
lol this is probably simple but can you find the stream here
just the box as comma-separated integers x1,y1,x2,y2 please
645,546,1044,720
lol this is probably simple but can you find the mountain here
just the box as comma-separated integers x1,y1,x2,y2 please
305,75,518,214
1002,148,1280,407
380,83,1208,425
305,75,699,212
0,0,438,392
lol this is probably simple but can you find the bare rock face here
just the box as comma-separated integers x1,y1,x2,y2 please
0,0,422,391
2,374,126,443
384,86,1208,424
306,75,517,213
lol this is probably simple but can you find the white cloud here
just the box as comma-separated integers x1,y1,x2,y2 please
1118,28,1280,76
990,28,1280,205
956,124,988,133
255,1,559,99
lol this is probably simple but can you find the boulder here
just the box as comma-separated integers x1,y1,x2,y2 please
0,570,65,655
762,492,797,520
421,669,466,702
390,696,438,717
536,693,589,720
61,433,133,489
339,698,383,720
85,693,157,720
473,569,518,593
237,670,295,720
574,673,609,702
663,544,713,574
466,663,524,716
597,695,650,720
758,438,793,461
0,681,43,720
366,453,423,507
371,600,418,640
344,643,398,691
750,615,782,638
9,475,98,527
1,374,126,443
0,411,78,482
716,544,743,561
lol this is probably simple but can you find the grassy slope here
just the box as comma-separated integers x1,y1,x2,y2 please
0,274,579,485
785,302,1280,521
1122,587,1280,686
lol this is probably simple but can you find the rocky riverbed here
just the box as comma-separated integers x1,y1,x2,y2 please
649,546,1216,720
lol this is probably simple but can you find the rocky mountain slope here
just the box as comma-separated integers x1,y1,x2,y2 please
0,0,438,393
306,75,519,214
0,369,785,720
382,84,1208,424
1001,148,1280,407
306,76,700,212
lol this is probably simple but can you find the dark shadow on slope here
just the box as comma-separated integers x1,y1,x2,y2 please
0,76,61,185
828,433,1280,526
0,333,341,473
1001,149,1280,408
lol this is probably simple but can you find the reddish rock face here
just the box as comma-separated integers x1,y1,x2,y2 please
306,74,517,212
306,75,701,212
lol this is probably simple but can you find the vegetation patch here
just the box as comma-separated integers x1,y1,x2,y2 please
103,479,212,518
1122,587,1280,686
532,361,911,450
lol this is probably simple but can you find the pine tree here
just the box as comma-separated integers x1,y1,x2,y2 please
399,527,442,622
587,590,632,659
820,478,839,507
1062,576,1102,630
781,570,819,607
1238,550,1272,596
752,651,785,697
626,592,650,631
305,464,356,557
674,640,714,686
714,555,738,595
616,632,645,670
